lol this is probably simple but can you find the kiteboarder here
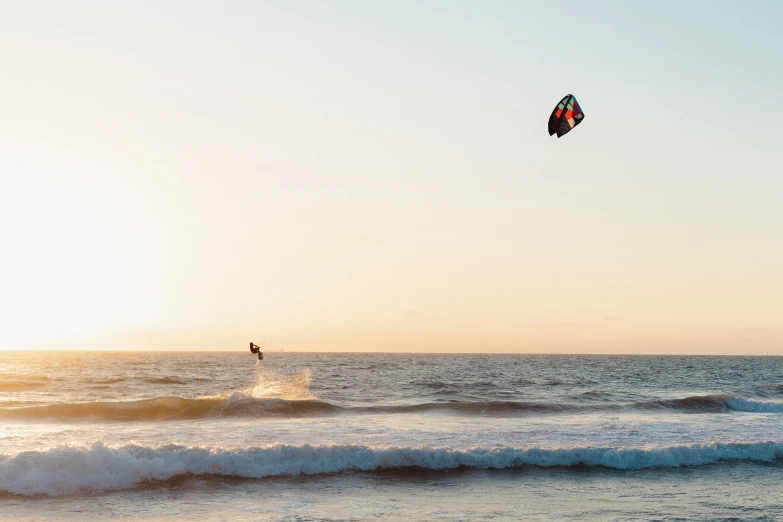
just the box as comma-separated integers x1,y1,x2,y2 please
249,342,264,361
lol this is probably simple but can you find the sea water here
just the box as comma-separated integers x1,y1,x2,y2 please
1,352,782,521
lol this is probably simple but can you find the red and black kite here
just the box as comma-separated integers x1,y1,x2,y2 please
548,94,584,138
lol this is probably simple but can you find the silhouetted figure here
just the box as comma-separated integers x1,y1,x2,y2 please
249,342,263,360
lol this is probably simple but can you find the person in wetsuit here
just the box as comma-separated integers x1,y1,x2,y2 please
249,342,263,360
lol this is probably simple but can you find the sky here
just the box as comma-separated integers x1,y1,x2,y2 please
1,0,782,353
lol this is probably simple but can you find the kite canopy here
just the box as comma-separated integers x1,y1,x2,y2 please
548,94,584,138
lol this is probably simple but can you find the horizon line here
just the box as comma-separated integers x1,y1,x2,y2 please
0,349,779,357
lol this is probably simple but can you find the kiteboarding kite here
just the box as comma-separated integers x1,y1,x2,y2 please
548,94,584,138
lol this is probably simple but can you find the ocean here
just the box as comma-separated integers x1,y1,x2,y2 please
1,352,782,521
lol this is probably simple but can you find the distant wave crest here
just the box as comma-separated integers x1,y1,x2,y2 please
2,394,782,422
84,378,125,385
0,397,566,421
642,395,783,413
0,369,325,421
1,441,782,496
143,377,186,385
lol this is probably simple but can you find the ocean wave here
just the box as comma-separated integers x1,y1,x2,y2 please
361,401,573,415
0,397,582,421
0,370,322,421
0,397,228,421
0,381,46,392
3,394,782,422
723,396,783,413
0,374,49,382
1,440,782,496
642,395,783,414
576,390,615,400
84,378,126,385
644,395,729,413
143,377,186,385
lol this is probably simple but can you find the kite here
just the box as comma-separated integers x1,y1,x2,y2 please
548,94,584,138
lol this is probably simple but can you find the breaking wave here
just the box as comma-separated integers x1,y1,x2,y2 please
1,440,782,496
641,395,783,413
723,396,783,413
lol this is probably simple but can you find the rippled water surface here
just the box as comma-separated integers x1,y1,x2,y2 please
1,352,782,520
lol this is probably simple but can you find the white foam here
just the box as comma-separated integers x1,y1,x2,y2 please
723,397,783,413
2,440,783,496
223,368,317,402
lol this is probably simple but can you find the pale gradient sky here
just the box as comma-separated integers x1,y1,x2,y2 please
1,1,781,353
